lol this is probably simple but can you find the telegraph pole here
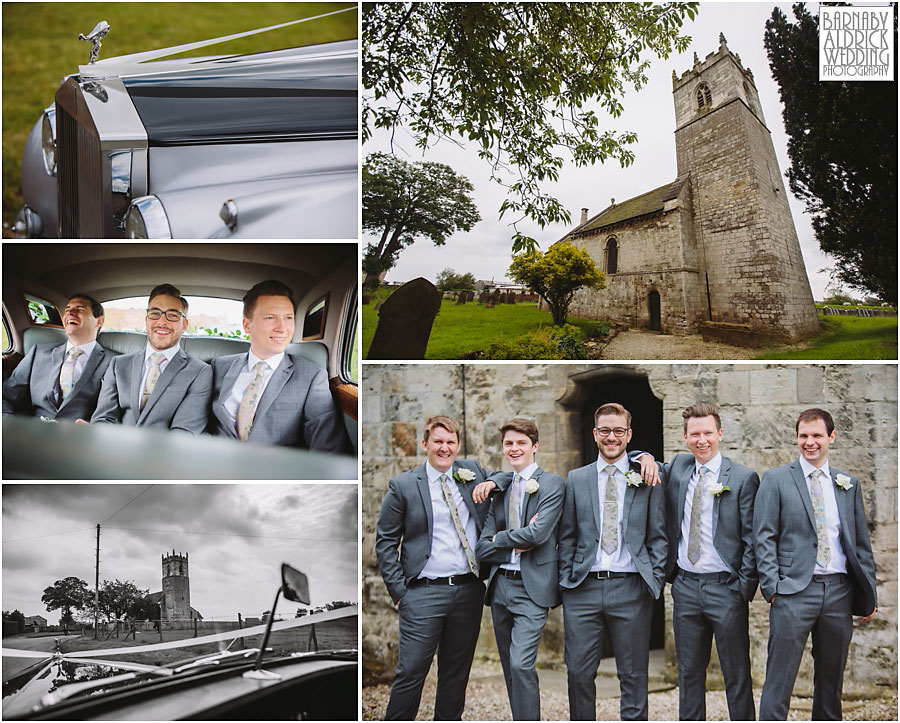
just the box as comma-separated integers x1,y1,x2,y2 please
94,524,100,640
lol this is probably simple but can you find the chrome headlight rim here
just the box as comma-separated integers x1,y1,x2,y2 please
41,108,57,176
125,195,172,239
14,206,43,239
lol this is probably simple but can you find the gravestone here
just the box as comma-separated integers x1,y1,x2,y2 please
367,278,442,360
479,291,489,304
455,293,466,305
466,291,475,302
507,293,517,304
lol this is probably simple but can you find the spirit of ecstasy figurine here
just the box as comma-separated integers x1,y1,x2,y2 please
78,20,110,64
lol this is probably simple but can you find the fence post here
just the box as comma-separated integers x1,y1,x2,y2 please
194,617,198,638
238,612,242,629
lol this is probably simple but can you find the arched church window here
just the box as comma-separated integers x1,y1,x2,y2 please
604,237,618,274
696,83,712,110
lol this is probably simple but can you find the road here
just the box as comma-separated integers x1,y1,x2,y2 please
2,634,79,682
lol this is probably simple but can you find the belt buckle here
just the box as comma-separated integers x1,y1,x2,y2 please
448,575,455,586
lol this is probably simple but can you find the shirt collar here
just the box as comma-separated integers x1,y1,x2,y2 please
597,454,629,476
65,339,97,356
248,350,284,373
426,461,455,484
799,456,830,481
513,462,539,481
695,452,722,476
145,343,180,363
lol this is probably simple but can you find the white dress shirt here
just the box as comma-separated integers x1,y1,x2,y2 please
222,351,284,428
677,452,730,573
501,461,539,570
799,457,847,574
138,343,181,398
61,340,97,390
592,455,638,573
419,461,478,579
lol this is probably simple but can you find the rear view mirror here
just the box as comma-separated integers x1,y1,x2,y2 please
282,563,310,605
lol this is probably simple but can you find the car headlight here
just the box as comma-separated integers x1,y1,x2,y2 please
41,109,56,176
13,206,43,238
125,196,172,239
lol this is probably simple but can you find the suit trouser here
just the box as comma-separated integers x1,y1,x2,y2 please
759,574,854,721
671,570,755,721
562,573,653,721
385,577,485,721
490,573,549,721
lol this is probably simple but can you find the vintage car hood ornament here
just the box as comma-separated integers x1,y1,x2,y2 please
78,20,110,64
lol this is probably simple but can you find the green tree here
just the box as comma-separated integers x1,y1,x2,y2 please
508,242,605,325
435,268,477,292
363,152,481,288
764,4,897,303
363,2,697,252
41,576,90,626
99,579,149,621
3,609,26,634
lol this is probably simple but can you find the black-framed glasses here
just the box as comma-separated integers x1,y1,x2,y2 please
146,308,184,322
595,427,629,438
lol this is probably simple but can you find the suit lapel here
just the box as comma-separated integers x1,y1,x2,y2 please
47,343,66,410
789,460,818,533
253,354,293,423
521,467,543,524
61,345,104,411
588,462,602,533
623,477,635,539
415,464,433,540
713,457,732,541
677,456,693,542
217,356,245,437
141,350,186,420
832,469,855,550
130,352,146,414
453,464,479,522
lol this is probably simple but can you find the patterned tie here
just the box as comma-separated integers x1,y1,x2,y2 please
58,347,84,400
508,473,522,530
809,469,831,567
687,465,708,564
601,464,618,554
140,352,166,411
237,361,268,441
439,474,478,574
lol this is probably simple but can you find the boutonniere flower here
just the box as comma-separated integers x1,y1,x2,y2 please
834,474,853,491
625,470,643,487
454,468,475,483
523,479,540,494
707,483,731,497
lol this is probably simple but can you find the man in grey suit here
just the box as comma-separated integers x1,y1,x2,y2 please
3,294,117,422
475,418,564,721
662,402,758,721
209,280,348,452
375,415,506,720
754,408,877,720
559,402,667,721
86,284,211,433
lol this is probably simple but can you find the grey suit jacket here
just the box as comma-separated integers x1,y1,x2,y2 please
753,460,877,616
91,347,211,433
559,456,667,599
476,467,565,609
663,453,760,600
3,342,118,421
209,353,349,452
376,459,505,604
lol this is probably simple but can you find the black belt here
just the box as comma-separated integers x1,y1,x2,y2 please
678,569,731,582
812,573,848,583
498,569,522,579
587,570,636,580
410,573,478,587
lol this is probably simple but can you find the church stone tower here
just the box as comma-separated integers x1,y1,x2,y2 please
672,33,818,341
161,550,191,621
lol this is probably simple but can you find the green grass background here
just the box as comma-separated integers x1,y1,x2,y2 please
756,314,897,360
2,2,357,231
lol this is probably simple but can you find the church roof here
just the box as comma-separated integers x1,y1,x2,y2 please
567,176,688,237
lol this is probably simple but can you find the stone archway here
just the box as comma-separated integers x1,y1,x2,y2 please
649,290,662,332
558,366,666,650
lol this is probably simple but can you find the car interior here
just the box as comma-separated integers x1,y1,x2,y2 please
2,243,358,479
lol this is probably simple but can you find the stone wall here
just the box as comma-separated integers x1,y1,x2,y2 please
362,363,897,697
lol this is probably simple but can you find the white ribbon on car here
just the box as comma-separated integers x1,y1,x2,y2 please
1,605,356,659
79,5,356,77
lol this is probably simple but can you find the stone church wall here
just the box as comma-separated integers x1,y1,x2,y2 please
362,364,897,697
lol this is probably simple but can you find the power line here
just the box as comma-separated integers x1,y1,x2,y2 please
2,528,95,544
104,527,355,543
102,485,154,524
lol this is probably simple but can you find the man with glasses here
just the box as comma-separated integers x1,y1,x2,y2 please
86,284,211,432
558,402,667,721
3,294,118,421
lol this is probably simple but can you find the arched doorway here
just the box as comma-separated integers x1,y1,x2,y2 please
648,290,662,332
558,366,666,651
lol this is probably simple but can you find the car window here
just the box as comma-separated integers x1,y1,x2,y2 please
103,296,248,339
341,283,358,384
302,293,329,341
23,293,63,326
2,308,12,353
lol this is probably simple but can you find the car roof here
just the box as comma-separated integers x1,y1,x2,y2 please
1,243,355,303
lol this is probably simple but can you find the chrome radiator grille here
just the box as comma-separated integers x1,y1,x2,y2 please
56,102,102,237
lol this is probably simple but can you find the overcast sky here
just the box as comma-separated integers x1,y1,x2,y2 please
364,1,856,300
2,484,357,622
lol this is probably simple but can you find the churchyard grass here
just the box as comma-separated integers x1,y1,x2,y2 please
362,299,599,359
756,314,897,360
2,2,356,232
